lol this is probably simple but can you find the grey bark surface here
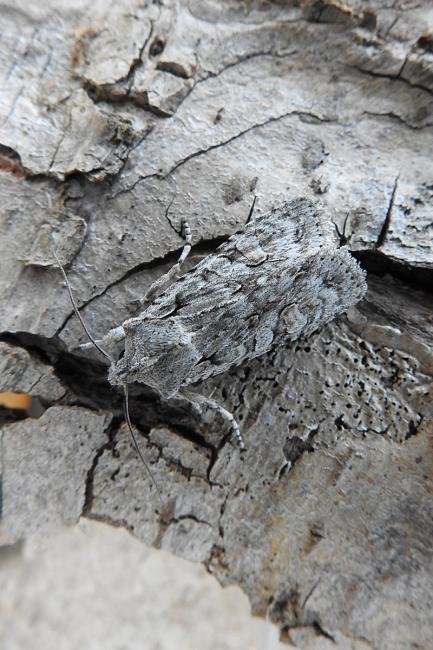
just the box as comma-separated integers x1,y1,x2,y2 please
0,1,432,649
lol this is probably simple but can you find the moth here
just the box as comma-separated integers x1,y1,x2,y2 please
56,197,367,494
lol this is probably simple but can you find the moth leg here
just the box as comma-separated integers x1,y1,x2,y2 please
141,218,192,306
333,212,351,247
180,389,245,450
78,325,125,355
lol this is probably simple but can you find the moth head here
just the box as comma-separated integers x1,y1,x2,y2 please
108,317,200,398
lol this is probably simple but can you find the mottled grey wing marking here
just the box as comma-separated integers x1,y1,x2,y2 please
110,198,366,398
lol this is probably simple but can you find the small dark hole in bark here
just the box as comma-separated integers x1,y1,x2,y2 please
417,33,433,53
150,36,166,57
359,10,377,31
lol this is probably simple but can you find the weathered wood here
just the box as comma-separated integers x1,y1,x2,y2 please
0,1,432,648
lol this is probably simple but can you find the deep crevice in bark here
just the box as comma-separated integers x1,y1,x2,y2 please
354,251,433,293
82,416,122,515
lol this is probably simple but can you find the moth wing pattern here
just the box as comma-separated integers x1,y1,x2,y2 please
109,198,367,398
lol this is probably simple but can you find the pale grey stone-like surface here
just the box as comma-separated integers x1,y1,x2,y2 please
1,1,433,649
0,519,287,650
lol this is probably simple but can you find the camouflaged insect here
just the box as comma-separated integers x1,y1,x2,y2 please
86,197,367,448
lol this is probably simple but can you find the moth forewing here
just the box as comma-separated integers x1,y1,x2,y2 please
109,198,367,401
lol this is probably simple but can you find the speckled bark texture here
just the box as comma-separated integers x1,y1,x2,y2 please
0,1,432,649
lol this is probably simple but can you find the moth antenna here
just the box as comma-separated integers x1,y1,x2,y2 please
52,247,112,362
53,249,161,502
123,384,163,504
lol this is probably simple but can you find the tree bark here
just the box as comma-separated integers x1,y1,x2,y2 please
1,1,432,648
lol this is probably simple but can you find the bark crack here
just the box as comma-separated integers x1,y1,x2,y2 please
161,110,332,180
351,64,433,97
217,491,230,539
376,175,399,249
82,417,121,515
48,113,72,173
126,20,155,93
167,513,212,527
120,109,333,197
161,47,298,118
361,110,429,130
180,48,299,106
154,508,212,550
